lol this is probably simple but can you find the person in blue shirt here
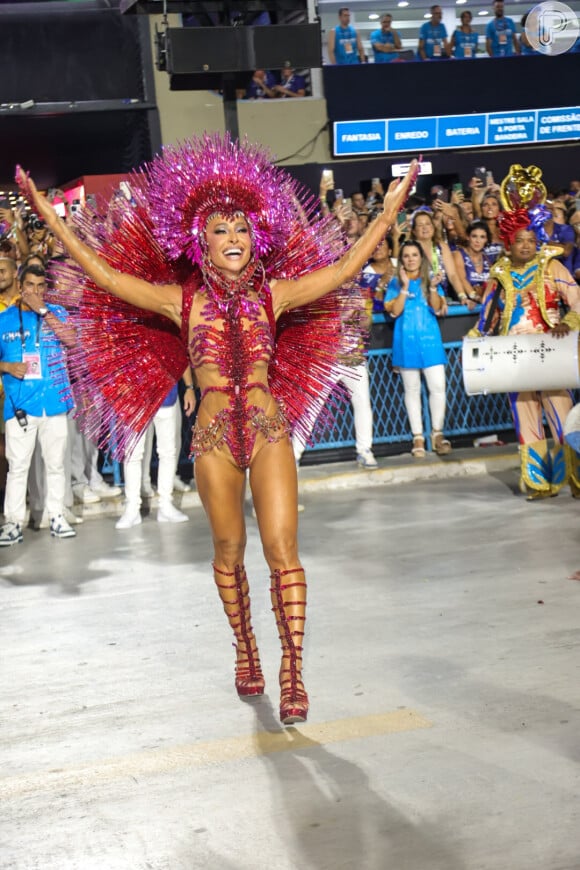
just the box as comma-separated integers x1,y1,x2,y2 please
0,264,77,545
451,9,479,58
418,5,450,59
328,7,365,65
273,65,306,98
370,14,402,63
384,240,452,458
246,70,277,99
486,0,520,56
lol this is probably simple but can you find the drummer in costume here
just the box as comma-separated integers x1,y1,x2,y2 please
469,164,580,500
16,136,417,724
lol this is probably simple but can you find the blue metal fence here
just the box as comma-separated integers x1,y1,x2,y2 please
102,305,515,476
302,307,513,456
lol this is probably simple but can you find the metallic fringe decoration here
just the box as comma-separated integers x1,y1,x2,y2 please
47,134,364,459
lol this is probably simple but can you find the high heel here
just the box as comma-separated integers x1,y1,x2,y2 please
270,567,309,725
411,435,425,458
432,431,452,455
213,563,265,697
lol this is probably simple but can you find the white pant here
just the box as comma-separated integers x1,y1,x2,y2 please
123,403,178,509
69,416,103,489
399,365,446,436
141,400,183,488
293,362,373,460
4,413,68,524
28,414,100,514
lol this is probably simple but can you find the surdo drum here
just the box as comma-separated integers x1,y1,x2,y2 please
462,332,580,396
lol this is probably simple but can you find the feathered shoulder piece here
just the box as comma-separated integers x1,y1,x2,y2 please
48,133,363,457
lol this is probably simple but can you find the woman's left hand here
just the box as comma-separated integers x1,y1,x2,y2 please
381,161,418,227
183,391,196,415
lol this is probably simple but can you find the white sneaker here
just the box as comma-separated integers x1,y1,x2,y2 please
89,480,122,499
357,451,378,470
157,503,189,524
173,476,191,492
115,507,142,529
73,484,101,504
34,506,82,529
0,521,23,546
49,515,76,539
64,507,84,525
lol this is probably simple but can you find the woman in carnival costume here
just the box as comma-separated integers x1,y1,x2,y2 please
17,136,416,724
469,164,580,501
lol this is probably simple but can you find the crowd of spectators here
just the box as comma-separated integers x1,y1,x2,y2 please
222,1,577,100
327,2,580,63
314,166,580,464
0,193,194,545
1,167,579,540
319,170,580,304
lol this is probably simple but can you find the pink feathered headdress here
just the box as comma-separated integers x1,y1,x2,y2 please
144,132,300,266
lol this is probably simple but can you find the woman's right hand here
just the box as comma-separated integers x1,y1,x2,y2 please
15,167,59,231
319,174,334,197
382,161,418,227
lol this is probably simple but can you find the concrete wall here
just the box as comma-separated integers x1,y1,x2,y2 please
148,15,331,165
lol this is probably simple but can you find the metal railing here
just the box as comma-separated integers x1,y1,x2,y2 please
102,305,514,476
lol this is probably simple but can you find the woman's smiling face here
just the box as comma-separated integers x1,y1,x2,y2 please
205,214,252,277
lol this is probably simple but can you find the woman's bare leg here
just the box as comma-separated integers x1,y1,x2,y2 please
249,437,308,723
195,451,264,696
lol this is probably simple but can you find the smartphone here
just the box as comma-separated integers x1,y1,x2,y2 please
334,188,344,200
434,188,449,202
452,182,463,194
485,171,494,185
343,197,353,214
397,212,407,226
372,177,380,187
47,188,57,201
322,168,334,187
474,167,486,185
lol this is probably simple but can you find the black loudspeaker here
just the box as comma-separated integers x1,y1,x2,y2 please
166,24,321,76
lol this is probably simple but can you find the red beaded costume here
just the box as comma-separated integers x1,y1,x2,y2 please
45,134,362,462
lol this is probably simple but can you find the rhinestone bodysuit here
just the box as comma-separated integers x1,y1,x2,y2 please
185,274,290,470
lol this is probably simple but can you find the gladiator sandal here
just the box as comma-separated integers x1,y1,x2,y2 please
213,563,265,697
411,435,426,458
270,567,309,725
519,440,552,501
432,431,452,456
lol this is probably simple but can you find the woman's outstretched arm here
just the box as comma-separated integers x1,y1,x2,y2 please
16,168,182,325
270,161,418,318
